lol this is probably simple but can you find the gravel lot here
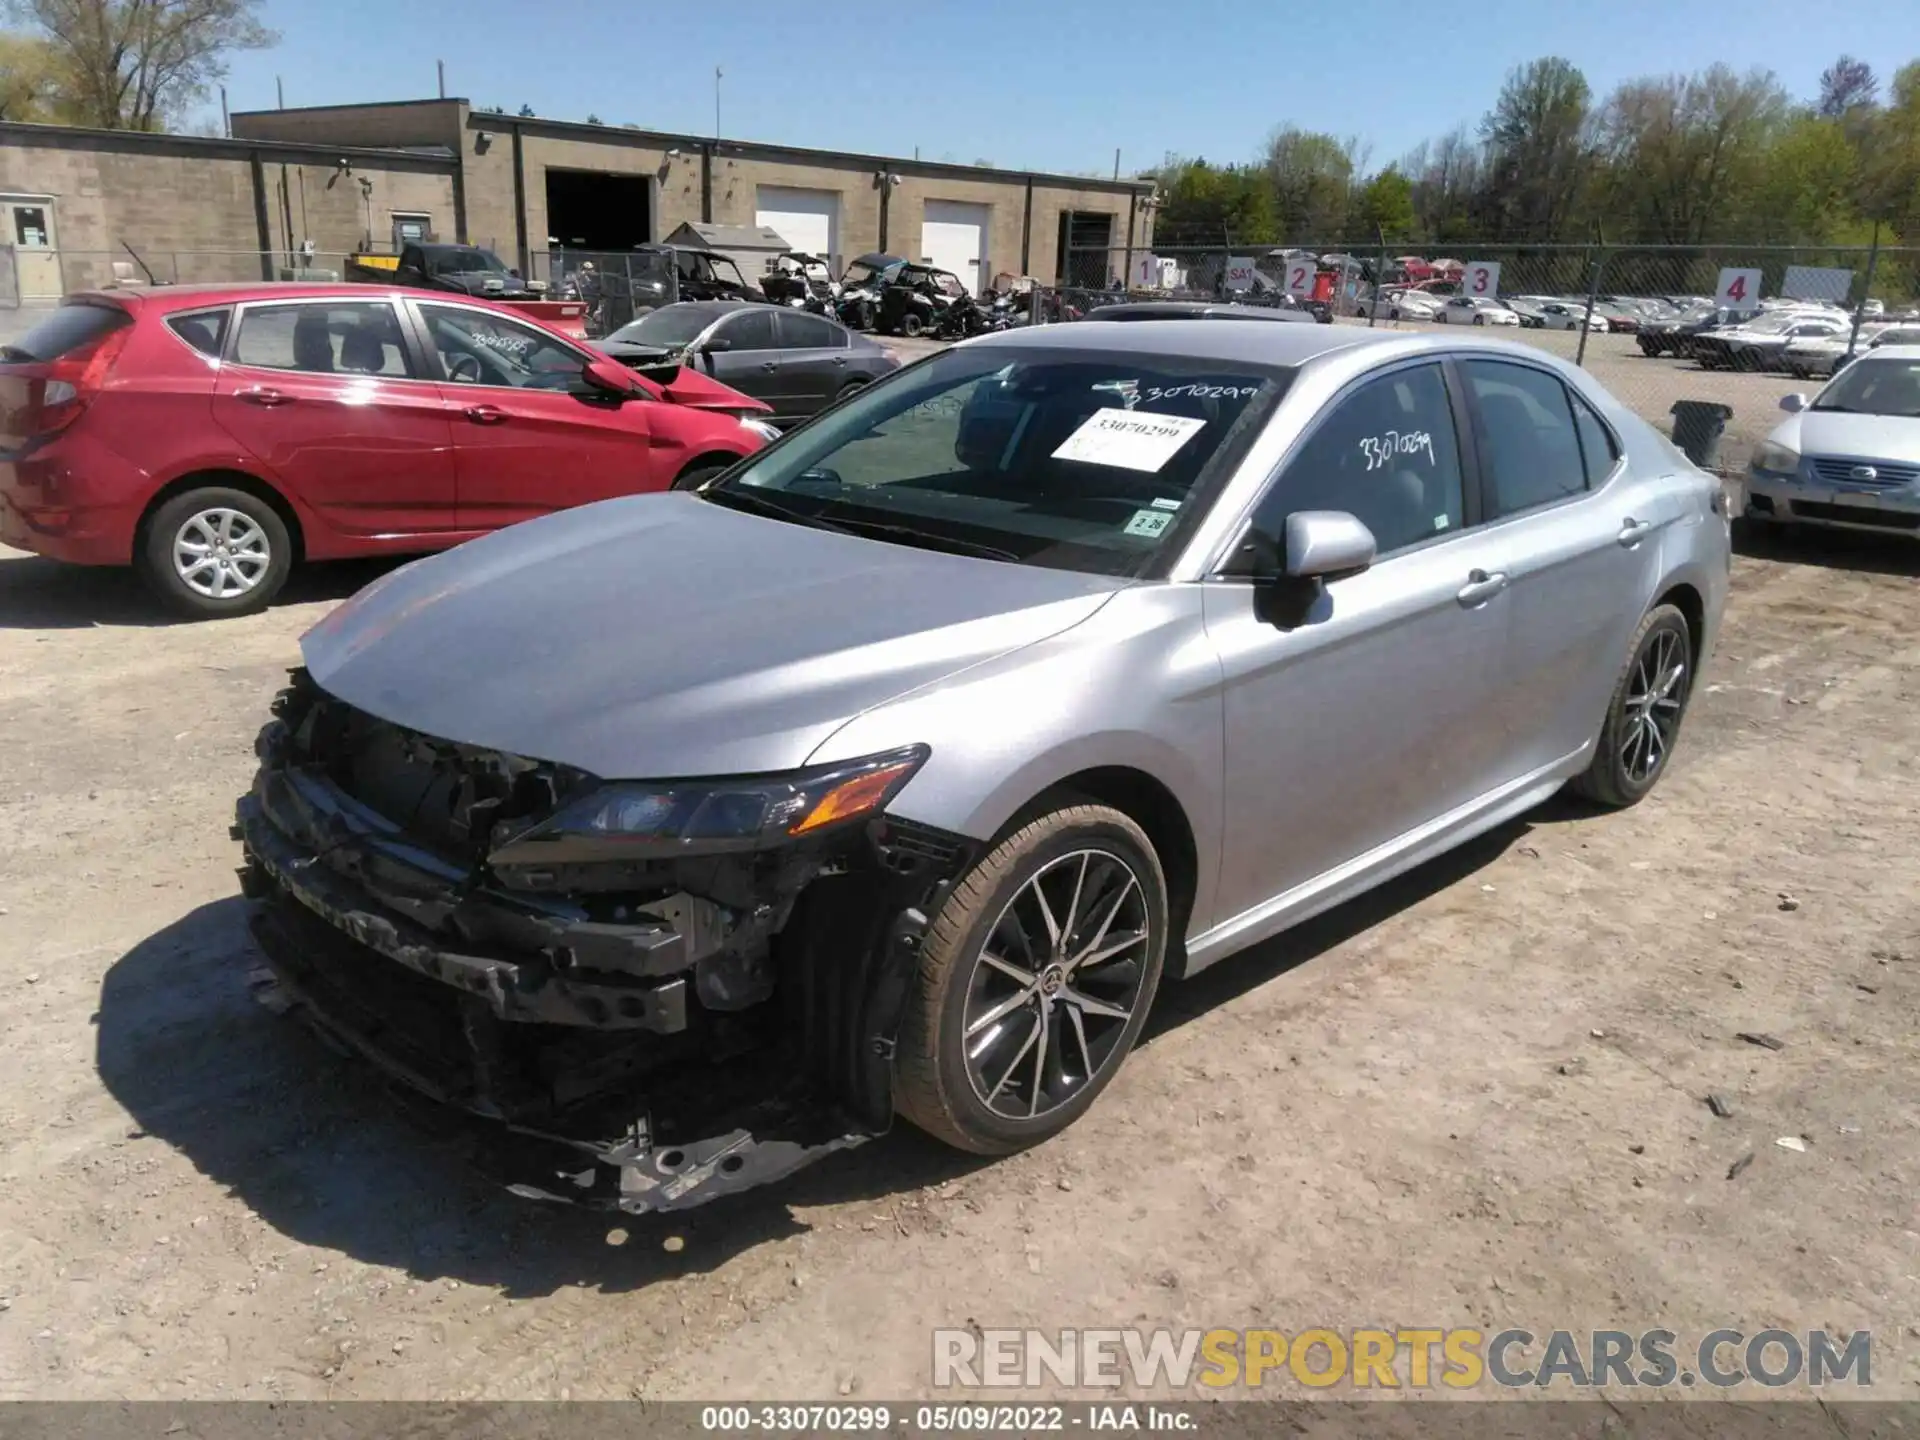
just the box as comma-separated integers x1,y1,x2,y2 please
1,514,1917,1400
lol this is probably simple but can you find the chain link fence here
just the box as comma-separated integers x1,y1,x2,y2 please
528,249,683,337
1029,240,1920,475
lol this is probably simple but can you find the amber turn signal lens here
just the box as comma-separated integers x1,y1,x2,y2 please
788,759,919,835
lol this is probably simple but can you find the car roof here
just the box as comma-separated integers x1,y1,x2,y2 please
964,318,1392,366
1863,343,1920,358
1084,302,1312,323
69,282,501,312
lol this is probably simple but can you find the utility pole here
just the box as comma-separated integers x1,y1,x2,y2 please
1113,147,1120,181
275,76,284,108
220,86,230,137
437,60,445,99
714,66,722,138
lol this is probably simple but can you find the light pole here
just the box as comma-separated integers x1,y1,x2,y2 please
714,66,722,139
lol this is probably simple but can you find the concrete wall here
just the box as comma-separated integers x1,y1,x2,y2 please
258,162,457,273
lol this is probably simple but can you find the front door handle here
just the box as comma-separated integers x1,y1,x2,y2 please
464,405,507,425
236,386,290,407
1618,517,1654,547
832,355,848,366
1456,569,1510,607
759,360,778,372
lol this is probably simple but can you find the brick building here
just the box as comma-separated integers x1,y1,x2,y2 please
0,98,1154,300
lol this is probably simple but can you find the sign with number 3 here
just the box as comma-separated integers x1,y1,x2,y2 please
1463,261,1500,298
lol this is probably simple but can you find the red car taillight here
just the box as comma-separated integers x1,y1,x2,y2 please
34,325,132,437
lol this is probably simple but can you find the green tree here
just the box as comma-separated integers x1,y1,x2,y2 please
1352,167,1416,241
1153,157,1276,246
1478,57,1595,241
1262,127,1358,240
17,0,275,130
0,31,73,120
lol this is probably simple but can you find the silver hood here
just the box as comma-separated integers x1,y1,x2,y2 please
300,493,1121,779
1770,410,1920,464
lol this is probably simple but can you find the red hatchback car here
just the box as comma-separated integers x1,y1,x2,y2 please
0,284,775,617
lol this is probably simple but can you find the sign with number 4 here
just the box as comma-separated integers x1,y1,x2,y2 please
1716,267,1762,310
1284,261,1317,297
1463,261,1500,298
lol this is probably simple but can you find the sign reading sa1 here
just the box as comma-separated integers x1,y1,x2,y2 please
1283,260,1317,297
1462,261,1501,298
1716,267,1762,310
1223,257,1258,293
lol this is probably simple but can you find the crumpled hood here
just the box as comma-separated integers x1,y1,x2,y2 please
301,494,1122,778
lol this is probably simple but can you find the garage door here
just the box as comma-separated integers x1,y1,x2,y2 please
920,200,991,295
755,187,841,269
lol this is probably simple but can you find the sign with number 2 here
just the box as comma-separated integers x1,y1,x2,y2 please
1284,263,1316,297
1463,262,1500,299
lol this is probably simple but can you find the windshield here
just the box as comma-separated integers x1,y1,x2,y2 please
700,346,1292,578
1813,356,1920,417
429,248,509,277
843,260,898,289
608,306,715,348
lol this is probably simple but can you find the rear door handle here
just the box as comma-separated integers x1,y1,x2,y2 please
1456,569,1510,607
1618,518,1654,547
236,386,290,407
464,405,507,425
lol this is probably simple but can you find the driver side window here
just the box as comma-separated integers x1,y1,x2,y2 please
418,304,584,388
1250,362,1466,557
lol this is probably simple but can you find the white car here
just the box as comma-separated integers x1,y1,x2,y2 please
1783,324,1920,378
1436,296,1520,327
1535,301,1609,332
1364,289,1443,322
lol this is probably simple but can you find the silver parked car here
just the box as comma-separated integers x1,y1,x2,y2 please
236,323,1730,1212
1745,345,1920,536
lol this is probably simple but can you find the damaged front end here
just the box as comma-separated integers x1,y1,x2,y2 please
233,668,972,1213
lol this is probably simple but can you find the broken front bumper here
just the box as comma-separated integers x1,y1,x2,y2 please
234,690,973,1214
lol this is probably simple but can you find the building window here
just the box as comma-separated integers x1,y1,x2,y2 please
391,213,433,249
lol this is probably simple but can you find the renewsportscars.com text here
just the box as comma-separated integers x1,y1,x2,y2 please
932,1327,1872,1391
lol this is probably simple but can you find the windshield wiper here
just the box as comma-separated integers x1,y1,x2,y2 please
700,483,855,534
820,514,1020,562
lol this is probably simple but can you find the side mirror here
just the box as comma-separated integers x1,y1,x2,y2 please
1779,392,1807,413
580,356,638,398
702,337,733,354
1284,510,1377,579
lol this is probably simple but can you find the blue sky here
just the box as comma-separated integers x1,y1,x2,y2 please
216,0,1917,176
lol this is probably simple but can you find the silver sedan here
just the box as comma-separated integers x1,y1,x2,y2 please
1746,345,1920,536
238,323,1731,1211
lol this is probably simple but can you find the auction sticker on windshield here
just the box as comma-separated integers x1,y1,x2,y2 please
1054,409,1207,473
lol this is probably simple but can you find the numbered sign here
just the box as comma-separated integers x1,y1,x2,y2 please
1462,261,1501,298
1223,257,1258,292
1128,251,1159,289
1716,268,1762,309
1284,260,1318,297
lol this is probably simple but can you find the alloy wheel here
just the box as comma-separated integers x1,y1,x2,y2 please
173,507,272,600
1620,626,1688,785
961,849,1152,1121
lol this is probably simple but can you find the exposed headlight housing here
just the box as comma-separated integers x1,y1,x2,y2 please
738,417,782,444
488,747,928,866
1753,441,1800,475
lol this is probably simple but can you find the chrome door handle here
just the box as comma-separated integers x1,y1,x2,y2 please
464,405,506,425
1619,518,1654,546
1456,569,1510,607
236,386,289,406
759,360,778,371
832,356,848,366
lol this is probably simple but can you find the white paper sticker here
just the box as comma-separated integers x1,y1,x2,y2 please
1053,408,1207,473
1123,509,1173,538
1150,496,1183,511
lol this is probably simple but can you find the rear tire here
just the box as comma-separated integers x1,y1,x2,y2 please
138,485,292,620
894,802,1168,1155
1571,603,1695,809
900,312,926,339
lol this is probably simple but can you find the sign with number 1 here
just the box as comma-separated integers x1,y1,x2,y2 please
1462,261,1501,298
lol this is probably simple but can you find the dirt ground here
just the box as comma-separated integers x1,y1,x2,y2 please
1,515,1917,1404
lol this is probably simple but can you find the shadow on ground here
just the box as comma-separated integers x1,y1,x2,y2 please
97,812,1543,1297
0,552,406,630
1733,520,1920,579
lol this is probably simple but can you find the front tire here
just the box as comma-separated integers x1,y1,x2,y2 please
894,802,1168,1155
1571,603,1694,808
670,461,733,492
138,486,292,619
900,312,926,339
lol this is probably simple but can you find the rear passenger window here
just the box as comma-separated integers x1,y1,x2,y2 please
1461,360,1588,516
1253,361,1465,555
233,303,413,377
1569,391,1619,487
166,308,230,358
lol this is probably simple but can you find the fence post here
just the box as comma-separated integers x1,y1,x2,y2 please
1575,233,1606,369
1846,220,1882,361
1371,227,1388,329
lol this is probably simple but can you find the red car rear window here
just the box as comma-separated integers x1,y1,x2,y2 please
2,301,131,363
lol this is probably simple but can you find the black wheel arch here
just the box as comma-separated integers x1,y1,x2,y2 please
136,469,305,565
